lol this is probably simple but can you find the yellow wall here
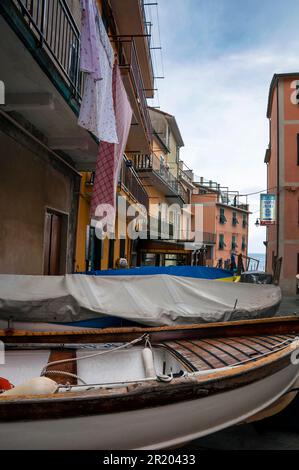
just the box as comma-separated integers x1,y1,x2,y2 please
75,173,134,271
75,173,92,272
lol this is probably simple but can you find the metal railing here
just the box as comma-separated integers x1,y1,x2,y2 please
179,161,194,185
179,168,193,186
133,154,180,194
119,157,149,210
13,0,83,101
140,0,154,83
115,38,152,145
178,181,189,204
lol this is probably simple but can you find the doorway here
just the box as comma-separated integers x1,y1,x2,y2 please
43,209,68,275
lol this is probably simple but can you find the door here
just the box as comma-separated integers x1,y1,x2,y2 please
43,211,62,275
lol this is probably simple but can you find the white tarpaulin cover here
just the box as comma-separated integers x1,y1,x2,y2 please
0,274,281,326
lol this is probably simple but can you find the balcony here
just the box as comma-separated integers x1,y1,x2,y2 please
109,0,154,98
177,181,190,204
133,153,185,199
116,38,152,154
179,161,194,189
12,0,83,102
119,157,149,210
0,0,98,169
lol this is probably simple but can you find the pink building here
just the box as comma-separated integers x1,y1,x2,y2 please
265,73,299,294
192,180,249,268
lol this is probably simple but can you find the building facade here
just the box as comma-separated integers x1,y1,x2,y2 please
0,0,251,276
265,73,299,294
74,0,155,271
130,107,194,267
0,0,94,275
191,179,249,268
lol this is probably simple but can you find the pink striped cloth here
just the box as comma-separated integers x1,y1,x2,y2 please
90,65,132,226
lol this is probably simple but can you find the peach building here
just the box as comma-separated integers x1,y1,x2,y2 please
265,73,299,294
191,180,249,268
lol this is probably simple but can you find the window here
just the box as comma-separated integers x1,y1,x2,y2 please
232,211,238,226
219,234,225,250
242,235,247,251
231,235,237,251
242,214,248,228
219,207,227,224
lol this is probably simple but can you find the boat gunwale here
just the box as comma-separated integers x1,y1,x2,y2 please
0,314,297,343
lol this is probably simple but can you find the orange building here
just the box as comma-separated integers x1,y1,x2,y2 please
191,179,249,268
265,73,299,294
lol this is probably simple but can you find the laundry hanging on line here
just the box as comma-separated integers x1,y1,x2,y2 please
90,64,133,227
78,0,118,144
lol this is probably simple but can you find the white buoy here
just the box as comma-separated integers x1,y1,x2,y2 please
142,347,156,378
1,377,58,397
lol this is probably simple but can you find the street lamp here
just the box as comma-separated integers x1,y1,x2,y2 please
255,218,260,227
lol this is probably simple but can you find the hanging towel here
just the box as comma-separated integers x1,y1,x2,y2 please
78,0,118,143
90,65,133,226
79,0,102,79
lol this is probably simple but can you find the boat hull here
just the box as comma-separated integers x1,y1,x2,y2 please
0,362,298,450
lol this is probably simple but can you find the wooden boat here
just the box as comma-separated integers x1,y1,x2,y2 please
0,316,299,450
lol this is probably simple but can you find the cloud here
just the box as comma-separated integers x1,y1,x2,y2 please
149,1,299,253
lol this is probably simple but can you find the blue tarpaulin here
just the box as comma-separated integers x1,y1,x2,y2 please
82,265,233,280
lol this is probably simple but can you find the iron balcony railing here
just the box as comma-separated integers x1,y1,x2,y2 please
179,168,193,185
13,0,83,101
116,38,152,145
179,161,194,186
119,157,149,210
140,0,154,81
133,153,180,194
177,182,189,204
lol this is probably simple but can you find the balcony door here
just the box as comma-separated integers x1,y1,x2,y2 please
43,210,66,275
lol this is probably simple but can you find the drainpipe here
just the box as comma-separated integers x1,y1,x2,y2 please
276,80,280,265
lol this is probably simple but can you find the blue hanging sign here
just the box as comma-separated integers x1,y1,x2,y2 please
260,194,276,225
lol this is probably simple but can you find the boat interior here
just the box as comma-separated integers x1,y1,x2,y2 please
1,315,299,397
0,345,187,390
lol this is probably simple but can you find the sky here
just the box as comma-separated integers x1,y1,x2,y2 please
145,0,299,253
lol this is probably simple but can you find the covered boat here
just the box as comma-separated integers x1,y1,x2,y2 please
0,316,299,449
0,274,281,331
